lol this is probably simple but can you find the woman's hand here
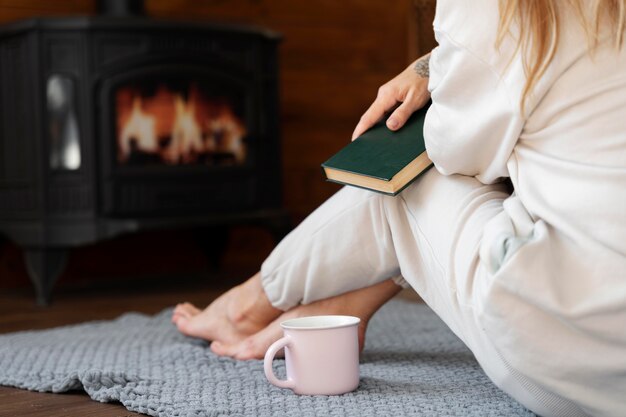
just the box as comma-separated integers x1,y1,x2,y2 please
351,53,431,140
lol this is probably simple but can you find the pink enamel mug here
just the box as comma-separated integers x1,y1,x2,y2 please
263,315,361,395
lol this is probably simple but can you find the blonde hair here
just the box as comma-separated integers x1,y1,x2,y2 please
496,0,626,114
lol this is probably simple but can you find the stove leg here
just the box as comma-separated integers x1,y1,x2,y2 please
23,248,68,306
194,226,230,270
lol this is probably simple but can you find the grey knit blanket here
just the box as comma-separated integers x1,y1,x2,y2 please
0,300,534,417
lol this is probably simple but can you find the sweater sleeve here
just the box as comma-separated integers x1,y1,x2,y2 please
424,29,524,184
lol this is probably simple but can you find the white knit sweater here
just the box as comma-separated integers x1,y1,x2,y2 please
425,2,626,416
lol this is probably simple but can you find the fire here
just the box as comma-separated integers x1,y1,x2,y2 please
116,83,247,166
166,95,204,164
118,97,158,159
206,108,247,164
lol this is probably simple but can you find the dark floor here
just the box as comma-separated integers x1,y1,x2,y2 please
0,271,246,417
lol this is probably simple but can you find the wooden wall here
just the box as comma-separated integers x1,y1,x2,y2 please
0,0,436,290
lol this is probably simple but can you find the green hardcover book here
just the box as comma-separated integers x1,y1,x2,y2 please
321,105,433,196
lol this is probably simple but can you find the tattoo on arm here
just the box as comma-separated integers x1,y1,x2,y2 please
414,53,430,78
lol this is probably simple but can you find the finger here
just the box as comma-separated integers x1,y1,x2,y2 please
386,91,429,131
351,88,399,140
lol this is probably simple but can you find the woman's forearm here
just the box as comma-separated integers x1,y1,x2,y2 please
414,52,431,78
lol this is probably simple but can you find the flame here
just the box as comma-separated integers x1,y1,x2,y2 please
165,95,204,164
116,83,247,166
118,97,158,161
206,108,247,163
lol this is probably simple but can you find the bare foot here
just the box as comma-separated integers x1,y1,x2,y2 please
210,279,402,360
171,272,282,345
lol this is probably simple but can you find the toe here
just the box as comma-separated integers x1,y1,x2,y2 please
210,335,264,360
173,303,200,319
174,316,204,339
174,314,223,343
172,311,190,323
174,316,190,335
173,304,189,318
180,302,201,316
233,337,265,360
233,322,284,360
171,308,188,323
173,303,203,322
210,340,239,357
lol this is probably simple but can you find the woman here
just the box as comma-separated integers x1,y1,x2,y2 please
172,1,626,416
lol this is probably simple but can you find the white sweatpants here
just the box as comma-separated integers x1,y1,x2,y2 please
261,169,589,417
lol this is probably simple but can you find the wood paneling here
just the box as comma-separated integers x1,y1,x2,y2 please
0,0,436,290
0,0,93,23
408,0,439,59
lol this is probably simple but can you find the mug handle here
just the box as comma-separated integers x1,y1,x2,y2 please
263,336,296,389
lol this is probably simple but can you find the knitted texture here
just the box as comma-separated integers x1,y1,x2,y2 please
0,300,535,417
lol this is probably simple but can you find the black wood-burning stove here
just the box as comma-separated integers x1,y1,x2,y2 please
0,0,290,304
